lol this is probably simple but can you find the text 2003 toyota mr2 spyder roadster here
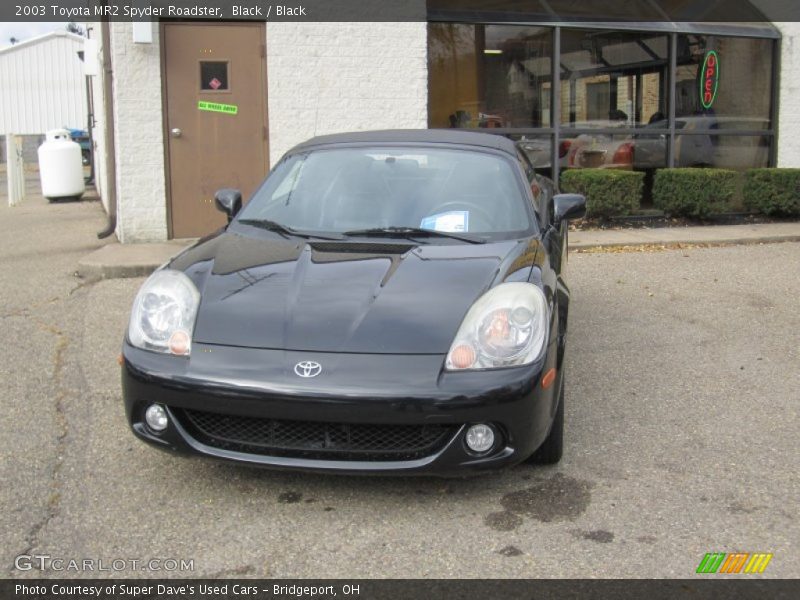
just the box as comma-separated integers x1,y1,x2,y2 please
121,130,586,475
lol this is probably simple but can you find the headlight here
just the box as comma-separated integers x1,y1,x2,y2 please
446,282,548,371
128,269,200,356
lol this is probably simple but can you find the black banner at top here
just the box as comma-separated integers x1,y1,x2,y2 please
2,0,800,23
3,0,427,22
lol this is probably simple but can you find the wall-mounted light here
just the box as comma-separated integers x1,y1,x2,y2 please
132,21,153,44
83,38,99,75
484,49,503,55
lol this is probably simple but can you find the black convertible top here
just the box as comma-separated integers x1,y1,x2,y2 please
287,129,518,157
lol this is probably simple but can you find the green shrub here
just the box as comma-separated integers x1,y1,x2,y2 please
743,168,800,216
652,168,738,218
559,169,644,219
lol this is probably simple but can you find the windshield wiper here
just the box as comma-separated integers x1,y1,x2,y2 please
343,226,486,244
238,219,344,240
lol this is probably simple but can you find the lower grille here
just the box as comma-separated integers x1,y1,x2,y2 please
175,408,458,461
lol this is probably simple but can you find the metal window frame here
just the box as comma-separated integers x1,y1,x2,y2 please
668,32,677,168
552,26,561,183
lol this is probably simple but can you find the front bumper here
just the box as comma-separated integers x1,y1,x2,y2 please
121,340,560,476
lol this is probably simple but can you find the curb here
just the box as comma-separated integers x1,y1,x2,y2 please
76,241,193,282
569,234,800,251
76,262,167,282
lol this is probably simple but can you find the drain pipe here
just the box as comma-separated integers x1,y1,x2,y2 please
97,17,117,239
84,54,95,185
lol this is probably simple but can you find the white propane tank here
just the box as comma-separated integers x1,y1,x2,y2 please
38,129,85,201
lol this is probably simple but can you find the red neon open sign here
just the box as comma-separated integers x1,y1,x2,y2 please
700,50,719,109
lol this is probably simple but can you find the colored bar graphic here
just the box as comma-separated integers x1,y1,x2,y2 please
696,553,712,573
719,553,749,573
697,552,726,573
697,552,773,574
744,553,773,574
732,553,750,573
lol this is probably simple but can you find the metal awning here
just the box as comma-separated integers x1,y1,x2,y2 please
428,0,783,38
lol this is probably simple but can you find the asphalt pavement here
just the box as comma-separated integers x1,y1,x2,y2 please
1,188,798,579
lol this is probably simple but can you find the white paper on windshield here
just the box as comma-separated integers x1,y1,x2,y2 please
420,211,469,233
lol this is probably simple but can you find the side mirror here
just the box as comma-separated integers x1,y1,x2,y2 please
214,188,242,222
553,193,586,228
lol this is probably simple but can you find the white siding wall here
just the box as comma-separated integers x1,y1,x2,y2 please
775,23,800,167
265,22,428,166
110,22,168,243
0,32,87,135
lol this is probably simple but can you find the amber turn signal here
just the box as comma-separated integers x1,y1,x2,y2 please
541,368,556,389
450,344,477,369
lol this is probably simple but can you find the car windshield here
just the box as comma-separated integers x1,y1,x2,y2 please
234,146,533,239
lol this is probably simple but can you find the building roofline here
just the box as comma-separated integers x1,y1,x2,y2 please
0,30,85,56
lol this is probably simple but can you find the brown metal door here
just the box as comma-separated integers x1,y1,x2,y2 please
163,22,268,238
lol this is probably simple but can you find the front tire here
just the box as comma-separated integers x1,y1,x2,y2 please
528,379,564,464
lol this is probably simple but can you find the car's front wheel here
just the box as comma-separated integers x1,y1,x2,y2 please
527,378,564,464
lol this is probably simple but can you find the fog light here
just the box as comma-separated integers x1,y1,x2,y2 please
145,404,168,432
466,423,495,454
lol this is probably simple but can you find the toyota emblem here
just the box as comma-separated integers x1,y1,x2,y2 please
294,361,322,378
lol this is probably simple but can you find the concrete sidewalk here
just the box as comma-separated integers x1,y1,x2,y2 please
77,238,195,281
76,220,800,281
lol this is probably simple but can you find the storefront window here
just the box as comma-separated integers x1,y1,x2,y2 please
427,22,777,179
674,134,771,169
672,34,774,171
428,24,553,129
675,35,773,127
509,133,555,172
560,30,668,128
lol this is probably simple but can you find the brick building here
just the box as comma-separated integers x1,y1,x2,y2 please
88,2,798,242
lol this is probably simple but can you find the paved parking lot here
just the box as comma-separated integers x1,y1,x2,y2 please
1,192,798,578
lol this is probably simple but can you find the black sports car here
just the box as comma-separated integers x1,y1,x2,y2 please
121,130,586,475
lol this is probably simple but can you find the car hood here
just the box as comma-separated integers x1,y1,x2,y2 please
171,231,541,354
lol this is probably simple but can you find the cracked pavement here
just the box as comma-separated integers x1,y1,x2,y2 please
1,185,798,578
